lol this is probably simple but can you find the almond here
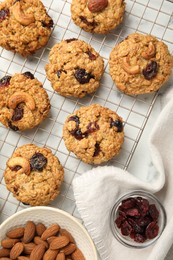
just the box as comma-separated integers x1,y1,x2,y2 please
60,243,76,255
41,224,60,241
6,227,24,239
34,236,49,248
50,236,69,250
10,242,24,259
47,236,57,245
43,248,59,260
36,223,47,237
0,258,11,260
88,0,108,13
0,248,10,257
60,229,75,244
56,252,65,260
23,242,36,254
23,220,36,243
1,238,20,248
30,244,46,260
18,257,30,260
71,248,85,260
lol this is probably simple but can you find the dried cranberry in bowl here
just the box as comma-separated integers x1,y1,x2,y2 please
110,191,166,248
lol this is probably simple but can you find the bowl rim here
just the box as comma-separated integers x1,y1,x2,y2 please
0,206,98,259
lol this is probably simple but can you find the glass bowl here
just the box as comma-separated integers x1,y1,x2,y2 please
110,190,166,248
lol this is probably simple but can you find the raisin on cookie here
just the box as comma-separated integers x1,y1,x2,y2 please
0,72,50,131
4,144,64,206
63,104,124,164
0,0,53,56
71,0,125,34
45,38,104,98
109,33,173,95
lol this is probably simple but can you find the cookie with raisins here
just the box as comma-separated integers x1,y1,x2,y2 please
4,144,64,206
0,72,50,131
63,104,124,164
0,0,53,56
45,39,104,98
109,33,173,95
71,0,125,34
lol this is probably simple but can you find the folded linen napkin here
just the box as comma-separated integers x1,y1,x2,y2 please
73,87,173,260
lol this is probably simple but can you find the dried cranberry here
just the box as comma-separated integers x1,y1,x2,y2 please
68,115,80,126
86,51,96,60
128,218,144,234
23,71,35,79
126,208,140,218
79,16,97,27
0,75,11,87
137,216,151,227
142,61,158,80
136,197,149,216
41,18,53,28
121,198,136,209
11,106,24,121
74,68,94,84
145,222,159,239
8,121,19,131
93,143,100,157
66,38,77,43
110,118,123,132
149,204,159,221
11,165,22,171
70,128,88,140
121,221,132,236
134,233,146,243
0,9,9,22
57,69,67,78
86,122,99,134
115,215,125,228
30,153,47,171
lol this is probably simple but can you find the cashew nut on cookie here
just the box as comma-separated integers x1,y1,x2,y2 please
11,1,35,26
122,57,140,75
7,157,31,175
8,92,36,111
141,42,156,60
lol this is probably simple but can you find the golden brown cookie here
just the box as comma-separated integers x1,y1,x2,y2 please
0,72,50,131
109,33,173,95
4,144,64,206
71,0,125,34
45,38,104,98
0,0,53,56
63,104,124,164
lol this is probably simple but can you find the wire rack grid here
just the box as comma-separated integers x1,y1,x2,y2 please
0,0,173,223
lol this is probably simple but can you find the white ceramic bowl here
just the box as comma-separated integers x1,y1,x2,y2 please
0,206,98,260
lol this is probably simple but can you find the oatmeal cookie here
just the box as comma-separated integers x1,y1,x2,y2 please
4,144,64,206
71,0,125,34
109,33,173,95
45,38,104,98
0,0,53,56
0,72,50,131
63,104,124,164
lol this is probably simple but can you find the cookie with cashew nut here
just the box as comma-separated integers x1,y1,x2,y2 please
4,144,64,206
71,0,125,34
0,72,50,131
0,0,53,56
109,33,173,95
63,104,124,164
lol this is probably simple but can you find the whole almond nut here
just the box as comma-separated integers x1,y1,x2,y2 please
60,229,75,244
34,236,49,248
23,220,36,243
18,257,30,260
36,223,47,237
23,242,36,254
10,242,24,259
0,248,10,257
47,236,57,245
88,0,108,13
56,252,65,260
41,224,60,241
50,236,69,250
1,238,20,248
43,248,59,260
0,258,11,260
6,227,24,239
60,243,76,255
30,244,46,260
71,248,85,260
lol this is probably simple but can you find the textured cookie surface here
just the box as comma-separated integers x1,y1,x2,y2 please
45,38,104,98
4,144,64,206
0,72,50,131
109,33,173,95
71,0,125,34
63,104,124,164
0,0,53,56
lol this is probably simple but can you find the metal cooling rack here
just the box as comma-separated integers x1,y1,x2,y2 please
0,0,173,224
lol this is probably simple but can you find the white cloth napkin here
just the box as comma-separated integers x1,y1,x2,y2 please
73,87,173,260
